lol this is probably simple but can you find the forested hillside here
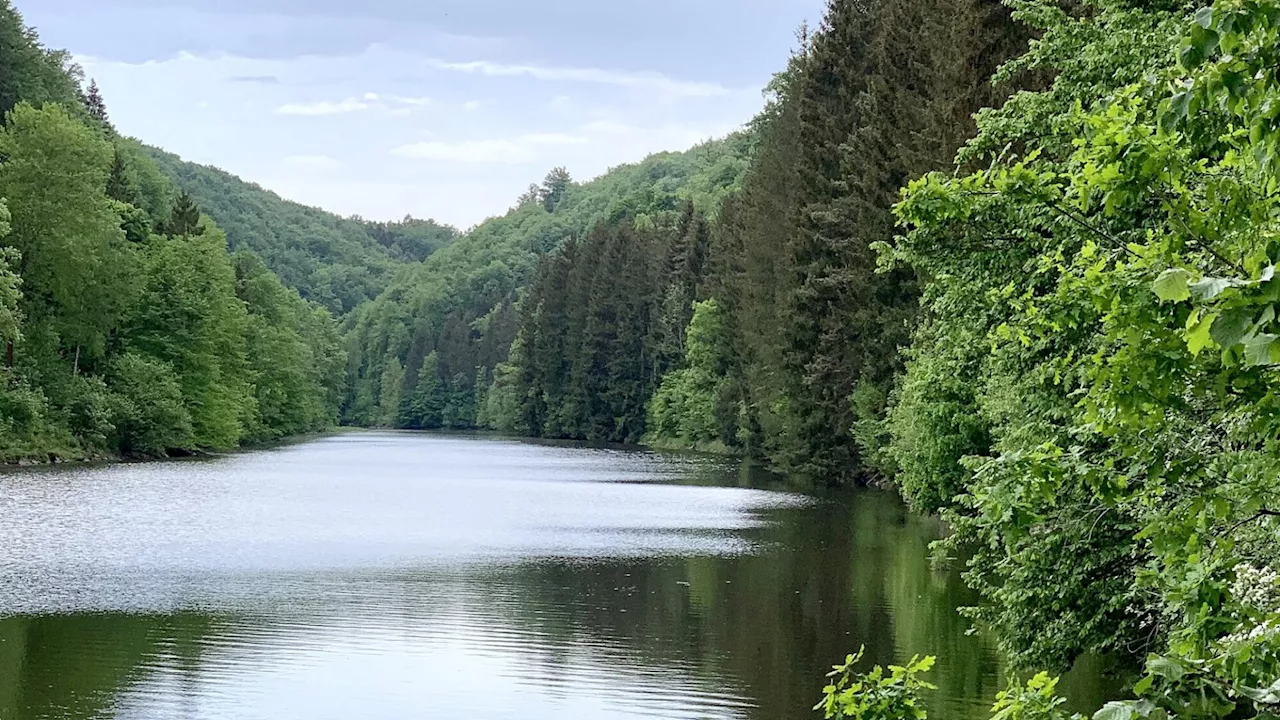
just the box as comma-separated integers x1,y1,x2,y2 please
144,147,458,314
342,0,1026,479
495,0,1025,469
341,136,752,430
0,0,344,462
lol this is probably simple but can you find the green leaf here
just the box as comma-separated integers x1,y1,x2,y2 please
1240,684,1280,704
1210,307,1253,348
1153,268,1192,301
1194,27,1220,57
1190,277,1236,301
1187,312,1216,355
1169,91,1192,126
1194,5,1214,28
1147,656,1185,681
1243,333,1280,366
1132,674,1154,696
1095,701,1137,720
1180,43,1205,71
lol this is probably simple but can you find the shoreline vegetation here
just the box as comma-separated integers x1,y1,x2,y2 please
9,0,1280,718
0,427,351,467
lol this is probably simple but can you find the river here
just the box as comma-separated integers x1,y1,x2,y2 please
0,431,1108,720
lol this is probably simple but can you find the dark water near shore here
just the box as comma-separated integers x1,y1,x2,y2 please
0,431,1108,720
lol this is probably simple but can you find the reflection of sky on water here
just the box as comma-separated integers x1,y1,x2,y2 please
0,433,807,614
0,432,1108,720
113,582,757,720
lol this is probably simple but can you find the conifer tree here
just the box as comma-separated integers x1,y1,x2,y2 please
164,190,201,237
84,78,110,128
105,147,139,206
733,0,1023,481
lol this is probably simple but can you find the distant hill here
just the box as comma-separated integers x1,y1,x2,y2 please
342,131,754,425
142,145,458,314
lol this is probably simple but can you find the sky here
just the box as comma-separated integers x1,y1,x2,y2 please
21,0,826,229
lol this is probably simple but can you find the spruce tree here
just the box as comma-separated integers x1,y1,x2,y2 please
84,78,110,128
763,0,1021,481
165,190,201,236
106,147,139,206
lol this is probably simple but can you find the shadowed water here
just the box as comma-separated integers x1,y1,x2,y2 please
0,432,1107,720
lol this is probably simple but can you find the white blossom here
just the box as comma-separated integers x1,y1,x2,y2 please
1223,619,1280,646
1232,563,1280,612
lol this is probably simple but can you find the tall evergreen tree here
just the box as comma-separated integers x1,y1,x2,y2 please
105,147,139,206
512,215,678,443
164,190,201,237
717,0,1023,481
700,36,809,461
83,78,109,127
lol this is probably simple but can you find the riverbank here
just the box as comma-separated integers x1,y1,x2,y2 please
642,435,738,456
0,427,349,467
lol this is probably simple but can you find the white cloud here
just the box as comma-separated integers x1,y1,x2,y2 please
284,154,342,170
425,59,733,98
277,97,370,115
393,133,587,164
74,44,764,227
395,139,534,164
277,92,431,116
389,95,431,107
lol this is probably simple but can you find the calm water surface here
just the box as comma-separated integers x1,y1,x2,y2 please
0,432,1107,720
